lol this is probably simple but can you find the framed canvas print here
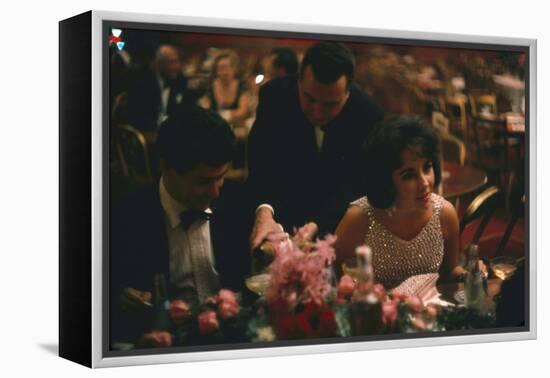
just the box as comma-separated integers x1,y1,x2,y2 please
59,10,537,368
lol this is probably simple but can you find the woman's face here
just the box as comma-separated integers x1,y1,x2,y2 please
391,148,435,211
216,57,235,82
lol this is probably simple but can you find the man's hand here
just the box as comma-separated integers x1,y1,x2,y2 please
120,287,152,313
249,207,284,250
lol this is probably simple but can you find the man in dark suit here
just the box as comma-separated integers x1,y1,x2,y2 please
248,42,384,247
126,44,196,132
110,106,252,344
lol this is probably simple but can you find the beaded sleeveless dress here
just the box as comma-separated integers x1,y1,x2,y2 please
351,193,444,290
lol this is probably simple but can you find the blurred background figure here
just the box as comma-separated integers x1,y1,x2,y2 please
200,49,251,127
265,47,299,80
126,44,196,132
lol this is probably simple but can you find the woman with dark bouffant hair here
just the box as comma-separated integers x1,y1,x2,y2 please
334,116,465,292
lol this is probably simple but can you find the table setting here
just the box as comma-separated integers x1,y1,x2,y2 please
112,222,522,350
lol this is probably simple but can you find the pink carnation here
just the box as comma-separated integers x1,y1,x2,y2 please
425,304,438,319
382,300,398,327
218,300,240,319
390,289,407,303
337,275,355,297
169,299,190,323
372,283,387,302
412,316,428,331
217,289,238,306
144,331,172,347
198,310,219,334
406,295,424,313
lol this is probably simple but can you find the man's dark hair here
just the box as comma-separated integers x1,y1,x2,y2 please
361,116,442,208
156,106,236,174
299,42,355,87
271,47,298,76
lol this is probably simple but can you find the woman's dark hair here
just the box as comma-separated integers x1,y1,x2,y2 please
156,106,236,174
271,47,298,76
299,42,355,88
362,116,442,208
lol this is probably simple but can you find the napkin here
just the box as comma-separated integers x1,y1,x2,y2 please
394,273,454,307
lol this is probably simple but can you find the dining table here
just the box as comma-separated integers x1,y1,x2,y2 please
441,160,488,200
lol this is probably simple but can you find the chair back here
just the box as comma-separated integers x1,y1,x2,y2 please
113,124,152,182
439,132,466,166
445,95,467,136
469,93,497,117
496,194,525,256
460,186,502,245
111,91,128,125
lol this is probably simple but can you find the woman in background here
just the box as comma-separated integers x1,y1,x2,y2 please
200,50,251,126
334,116,465,292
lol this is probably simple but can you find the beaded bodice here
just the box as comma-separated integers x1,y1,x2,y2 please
351,193,444,290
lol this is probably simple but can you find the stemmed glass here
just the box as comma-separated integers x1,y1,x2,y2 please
490,256,518,281
245,272,271,297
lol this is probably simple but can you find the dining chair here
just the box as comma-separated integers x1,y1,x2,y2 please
440,132,466,166
496,194,525,257
445,95,468,139
111,91,128,125
113,123,152,182
460,186,502,246
468,92,498,118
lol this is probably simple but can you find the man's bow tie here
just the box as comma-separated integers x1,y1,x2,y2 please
179,209,212,230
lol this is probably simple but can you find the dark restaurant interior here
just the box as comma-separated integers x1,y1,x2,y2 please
107,27,527,349
110,29,525,260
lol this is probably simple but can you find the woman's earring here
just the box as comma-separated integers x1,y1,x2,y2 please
386,204,396,217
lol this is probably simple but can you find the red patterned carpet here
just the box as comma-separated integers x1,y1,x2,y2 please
459,214,526,259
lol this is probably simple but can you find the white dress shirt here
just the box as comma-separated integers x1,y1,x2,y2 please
159,177,219,300
156,75,171,126
313,124,325,151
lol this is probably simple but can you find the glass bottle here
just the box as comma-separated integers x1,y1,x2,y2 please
350,245,382,335
464,244,487,313
152,273,170,331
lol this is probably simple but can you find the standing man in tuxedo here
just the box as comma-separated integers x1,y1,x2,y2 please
110,106,251,343
247,42,384,247
126,44,196,132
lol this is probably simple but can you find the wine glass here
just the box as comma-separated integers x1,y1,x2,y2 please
245,273,271,297
490,256,518,281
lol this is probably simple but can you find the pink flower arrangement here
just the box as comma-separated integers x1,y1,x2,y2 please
337,275,356,298
169,299,190,324
215,289,240,319
260,223,340,339
142,330,173,347
265,224,336,310
197,310,220,335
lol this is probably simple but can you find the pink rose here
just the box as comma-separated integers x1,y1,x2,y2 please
382,300,398,327
390,289,407,303
169,299,190,324
372,283,387,302
144,331,172,347
198,310,219,334
217,289,238,306
412,316,428,331
337,275,356,297
425,304,438,319
406,295,424,313
218,300,240,319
